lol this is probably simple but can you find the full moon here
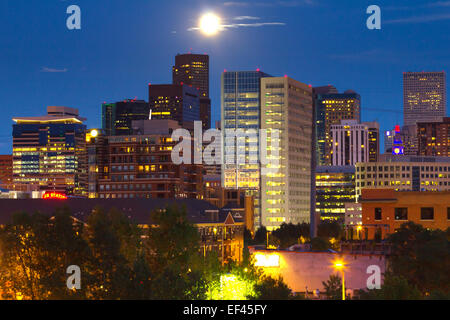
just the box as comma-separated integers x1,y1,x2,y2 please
199,13,221,36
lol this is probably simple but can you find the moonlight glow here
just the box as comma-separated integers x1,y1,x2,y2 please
199,13,221,36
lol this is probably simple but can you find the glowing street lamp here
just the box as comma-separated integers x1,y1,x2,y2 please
332,258,346,300
356,225,363,240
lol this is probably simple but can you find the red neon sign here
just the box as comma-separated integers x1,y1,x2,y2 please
43,192,68,200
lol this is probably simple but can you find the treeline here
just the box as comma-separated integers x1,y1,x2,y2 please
319,222,450,300
0,205,292,300
246,221,344,251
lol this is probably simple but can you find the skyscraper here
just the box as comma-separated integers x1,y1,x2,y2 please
148,84,200,128
417,117,450,157
221,70,271,228
315,165,356,223
172,53,211,130
314,90,361,165
364,121,380,162
403,71,446,126
102,99,150,136
330,120,369,166
97,120,203,200
0,155,13,189
260,76,313,228
12,106,87,195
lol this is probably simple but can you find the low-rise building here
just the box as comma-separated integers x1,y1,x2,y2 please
249,248,385,297
360,188,450,240
344,203,362,227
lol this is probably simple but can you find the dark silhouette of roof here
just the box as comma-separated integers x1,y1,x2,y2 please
0,198,242,226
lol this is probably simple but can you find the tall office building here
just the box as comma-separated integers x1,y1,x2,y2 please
221,70,272,228
148,84,200,128
384,130,395,154
330,120,370,166
0,155,13,189
314,90,361,165
102,99,150,136
365,121,380,162
12,107,87,195
172,53,211,130
97,120,203,200
403,71,446,126
85,129,108,198
418,117,450,157
316,166,356,223
313,85,338,166
260,76,313,229
400,124,419,155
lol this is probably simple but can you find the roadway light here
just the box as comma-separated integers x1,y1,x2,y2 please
332,258,347,300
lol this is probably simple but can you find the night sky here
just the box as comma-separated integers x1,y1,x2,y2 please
0,0,449,153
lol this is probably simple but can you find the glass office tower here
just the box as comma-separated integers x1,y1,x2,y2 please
221,70,271,228
12,106,87,195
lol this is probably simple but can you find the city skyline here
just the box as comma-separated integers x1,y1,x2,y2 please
0,0,449,154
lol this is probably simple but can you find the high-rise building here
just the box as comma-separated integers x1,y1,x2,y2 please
315,166,356,223
0,155,13,189
221,70,272,229
403,71,446,126
172,53,211,130
418,117,450,157
364,121,380,162
384,125,418,156
330,120,369,166
260,76,313,228
102,99,150,136
314,90,361,165
85,129,108,198
148,84,200,128
313,85,338,167
400,124,419,155
97,120,203,200
12,106,87,195
384,130,395,154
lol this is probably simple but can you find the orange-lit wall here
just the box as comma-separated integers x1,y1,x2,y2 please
361,189,450,239
250,249,385,294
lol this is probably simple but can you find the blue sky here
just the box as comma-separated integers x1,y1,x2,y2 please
0,0,449,153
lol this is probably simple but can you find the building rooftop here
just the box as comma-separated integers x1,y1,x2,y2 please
13,106,86,124
0,198,244,226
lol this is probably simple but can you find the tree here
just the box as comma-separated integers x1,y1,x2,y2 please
0,208,90,300
253,226,268,245
271,223,310,249
311,237,330,252
357,274,422,300
83,207,139,300
252,275,293,300
145,204,207,299
322,274,342,300
386,222,450,295
317,221,343,239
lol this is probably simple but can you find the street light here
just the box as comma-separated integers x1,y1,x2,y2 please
332,258,346,300
356,225,363,240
